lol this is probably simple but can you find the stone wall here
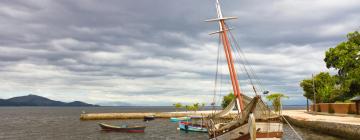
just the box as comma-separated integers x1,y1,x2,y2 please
284,115,360,139
310,103,357,114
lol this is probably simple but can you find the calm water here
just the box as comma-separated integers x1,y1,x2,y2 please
0,107,341,140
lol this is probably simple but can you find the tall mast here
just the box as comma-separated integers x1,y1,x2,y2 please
207,0,244,110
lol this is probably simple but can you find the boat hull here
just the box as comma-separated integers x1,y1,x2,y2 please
179,122,207,133
170,117,191,122
210,122,283,140
99,123,146,133
143,116,155,121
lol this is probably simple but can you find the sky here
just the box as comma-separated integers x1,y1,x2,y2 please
0,0,359,106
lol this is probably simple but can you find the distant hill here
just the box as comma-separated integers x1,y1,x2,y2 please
0,94,99,107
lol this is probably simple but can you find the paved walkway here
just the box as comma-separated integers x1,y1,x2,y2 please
282,110,360,125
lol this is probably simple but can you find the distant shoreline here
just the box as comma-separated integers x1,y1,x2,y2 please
0,94,98,107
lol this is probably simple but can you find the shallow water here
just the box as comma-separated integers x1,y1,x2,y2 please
0,107,341,140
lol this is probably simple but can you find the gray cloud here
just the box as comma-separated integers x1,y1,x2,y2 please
0,0,359,105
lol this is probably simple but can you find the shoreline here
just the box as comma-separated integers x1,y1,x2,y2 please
282,110,360,139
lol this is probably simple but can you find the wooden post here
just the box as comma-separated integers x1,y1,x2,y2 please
306,98,309,112
312,74,316,113
356,102,359,115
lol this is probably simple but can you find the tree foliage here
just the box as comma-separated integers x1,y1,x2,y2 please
221,92,235,109
324,31,360,98
301,31,360,102
185,105,191,112
183,103,201,112
173,102,182,112
300,72,340,103
192,103,200,112
266,93,288,112
201,103,206,110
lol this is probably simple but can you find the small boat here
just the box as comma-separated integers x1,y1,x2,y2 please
99,123,146,133
170,117,191,122
143,115,155,121
178,121,208,133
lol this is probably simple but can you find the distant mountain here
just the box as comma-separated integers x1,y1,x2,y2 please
66,101,96,106
0,94,99,107
0,99,13,106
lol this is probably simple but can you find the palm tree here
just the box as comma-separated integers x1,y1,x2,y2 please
266,93,289,112
192,103,200,113
185,105,190,112
173,103,182,112
201,103,206,110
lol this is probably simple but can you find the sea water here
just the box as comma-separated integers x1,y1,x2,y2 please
0,106,341,140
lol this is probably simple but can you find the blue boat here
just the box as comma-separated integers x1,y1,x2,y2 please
170,117,191,122
178,121,207,133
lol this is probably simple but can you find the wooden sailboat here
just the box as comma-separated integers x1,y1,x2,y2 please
205,0,283,139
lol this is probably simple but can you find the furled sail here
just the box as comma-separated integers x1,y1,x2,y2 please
242,94,278,119
212,98,236,118
208,96,260,135
211,94,278,119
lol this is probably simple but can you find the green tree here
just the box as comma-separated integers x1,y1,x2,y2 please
324,31,360,99
185,105,191,112
221,92,235,109
173,103,182,112
266,93,288,112
192,103,200,113
201,103,206,110
300,72,339,103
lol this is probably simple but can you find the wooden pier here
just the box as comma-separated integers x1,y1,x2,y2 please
80,111,236,120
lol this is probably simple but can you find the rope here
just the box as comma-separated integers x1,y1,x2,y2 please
225,23,267,93
225,24,261,95
212,33,222,112
281,115,303,140
280,103,302,140
216,35,225,110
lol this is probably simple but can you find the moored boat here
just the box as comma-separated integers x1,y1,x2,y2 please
99,123,146,133
179,121,208,133
170,117,191,122
143,115,155,121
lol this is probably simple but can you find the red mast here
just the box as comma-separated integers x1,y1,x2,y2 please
207,0,244,111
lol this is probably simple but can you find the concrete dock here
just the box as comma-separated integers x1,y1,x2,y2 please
80,111,228,120
282,110,360,139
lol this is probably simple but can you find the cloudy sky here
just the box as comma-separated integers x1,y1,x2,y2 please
0,0,359,106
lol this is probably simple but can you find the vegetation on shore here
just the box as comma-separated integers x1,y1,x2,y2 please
301,31,360,103
172,102,205,112
266,93,288,112
221,92,235,109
